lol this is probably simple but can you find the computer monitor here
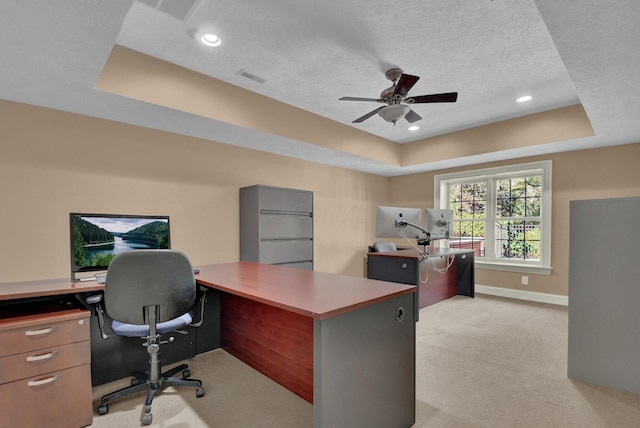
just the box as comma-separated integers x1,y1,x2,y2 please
425,208,453,240
375,206,424,239
70,213,170,278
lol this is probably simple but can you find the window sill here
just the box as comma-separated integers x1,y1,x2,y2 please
475,261,553,275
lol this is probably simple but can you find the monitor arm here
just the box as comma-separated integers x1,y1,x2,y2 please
395,219,431,247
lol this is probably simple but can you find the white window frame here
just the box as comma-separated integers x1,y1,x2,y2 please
434,160,552,275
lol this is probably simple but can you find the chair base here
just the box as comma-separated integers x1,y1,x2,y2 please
98,363,204,426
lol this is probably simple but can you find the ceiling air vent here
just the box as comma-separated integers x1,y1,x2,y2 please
236,69,267,84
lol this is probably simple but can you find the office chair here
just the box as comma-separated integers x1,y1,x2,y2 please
87,250,205,426
373,241,397,252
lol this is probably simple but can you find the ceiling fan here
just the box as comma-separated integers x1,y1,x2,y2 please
339,68,458,125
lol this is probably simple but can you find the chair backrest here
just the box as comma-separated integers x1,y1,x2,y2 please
104,250,196,325
373,241,397,252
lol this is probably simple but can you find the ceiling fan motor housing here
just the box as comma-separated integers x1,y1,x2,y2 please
381,68,404,102
380,86,396,101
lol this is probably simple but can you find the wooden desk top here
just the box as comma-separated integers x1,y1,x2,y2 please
0,262,414,320
196,262,415,320
0,277,103,301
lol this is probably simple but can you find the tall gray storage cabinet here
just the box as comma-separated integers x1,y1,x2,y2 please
568,196,640,393
240,185,313,270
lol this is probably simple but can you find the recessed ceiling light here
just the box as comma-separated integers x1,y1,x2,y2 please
408,125,420,131
516,95,532,103
200,33,221,47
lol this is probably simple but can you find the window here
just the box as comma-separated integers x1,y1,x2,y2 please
435,161,552,274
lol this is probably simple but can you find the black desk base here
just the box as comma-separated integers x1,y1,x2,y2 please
367,250,474,310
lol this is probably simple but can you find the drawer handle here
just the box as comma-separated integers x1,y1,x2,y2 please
26,351,59,362
25,326,58,336
27,375,59,387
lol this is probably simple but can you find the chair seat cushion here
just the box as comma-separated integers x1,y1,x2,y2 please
111,312,193,337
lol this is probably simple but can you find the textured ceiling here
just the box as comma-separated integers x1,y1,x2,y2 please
118,0,579,143
1,0,639,176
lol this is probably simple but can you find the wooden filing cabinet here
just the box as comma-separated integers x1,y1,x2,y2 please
0,307,93,428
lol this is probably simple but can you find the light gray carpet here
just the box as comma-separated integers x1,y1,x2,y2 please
89,295,640,427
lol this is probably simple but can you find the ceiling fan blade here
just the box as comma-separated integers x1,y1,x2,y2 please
339,96,384,102
393,74,420,97
405,109,422,123
352,106,385,123
410,92,458,103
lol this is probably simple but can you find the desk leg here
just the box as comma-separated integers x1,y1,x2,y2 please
313,292,415,428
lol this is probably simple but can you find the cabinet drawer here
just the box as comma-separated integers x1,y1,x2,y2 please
0,340,90,384
258,187,312,212
277,261,314,271
0,316,90,357
259,213,312,239
259,240,313,264
0,364,93,428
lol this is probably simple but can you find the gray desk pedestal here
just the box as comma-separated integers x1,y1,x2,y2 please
314,292,415,428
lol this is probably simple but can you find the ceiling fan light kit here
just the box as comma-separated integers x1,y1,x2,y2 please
378,104,410,124
339,68,458,125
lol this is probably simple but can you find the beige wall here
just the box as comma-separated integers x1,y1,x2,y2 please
2,100,639,297
0,101,389,282
388,143,640,296
400,104,594,166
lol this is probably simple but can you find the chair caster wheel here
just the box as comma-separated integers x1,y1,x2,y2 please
196,387,204,398
98,404,108,415
182,369,191,378
141,412,152,425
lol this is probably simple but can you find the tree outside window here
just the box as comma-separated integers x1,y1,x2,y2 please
436,160,551,272
495,176,542,261
449,181,486,257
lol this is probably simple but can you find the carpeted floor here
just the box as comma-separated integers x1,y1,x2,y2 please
89,294,640,427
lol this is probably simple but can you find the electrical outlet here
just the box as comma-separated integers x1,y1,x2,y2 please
521,275,529,285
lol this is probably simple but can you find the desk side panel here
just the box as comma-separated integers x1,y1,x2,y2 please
314,292,415,428
455,252,475,297
419,254,458,307
221,292,314,402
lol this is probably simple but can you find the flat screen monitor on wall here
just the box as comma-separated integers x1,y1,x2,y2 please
70,213,170,279
375,206,424,239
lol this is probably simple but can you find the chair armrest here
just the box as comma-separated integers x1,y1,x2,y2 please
82,293,112,339
189,286,208,328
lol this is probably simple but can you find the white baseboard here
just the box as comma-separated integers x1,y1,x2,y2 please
475,284,568,306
